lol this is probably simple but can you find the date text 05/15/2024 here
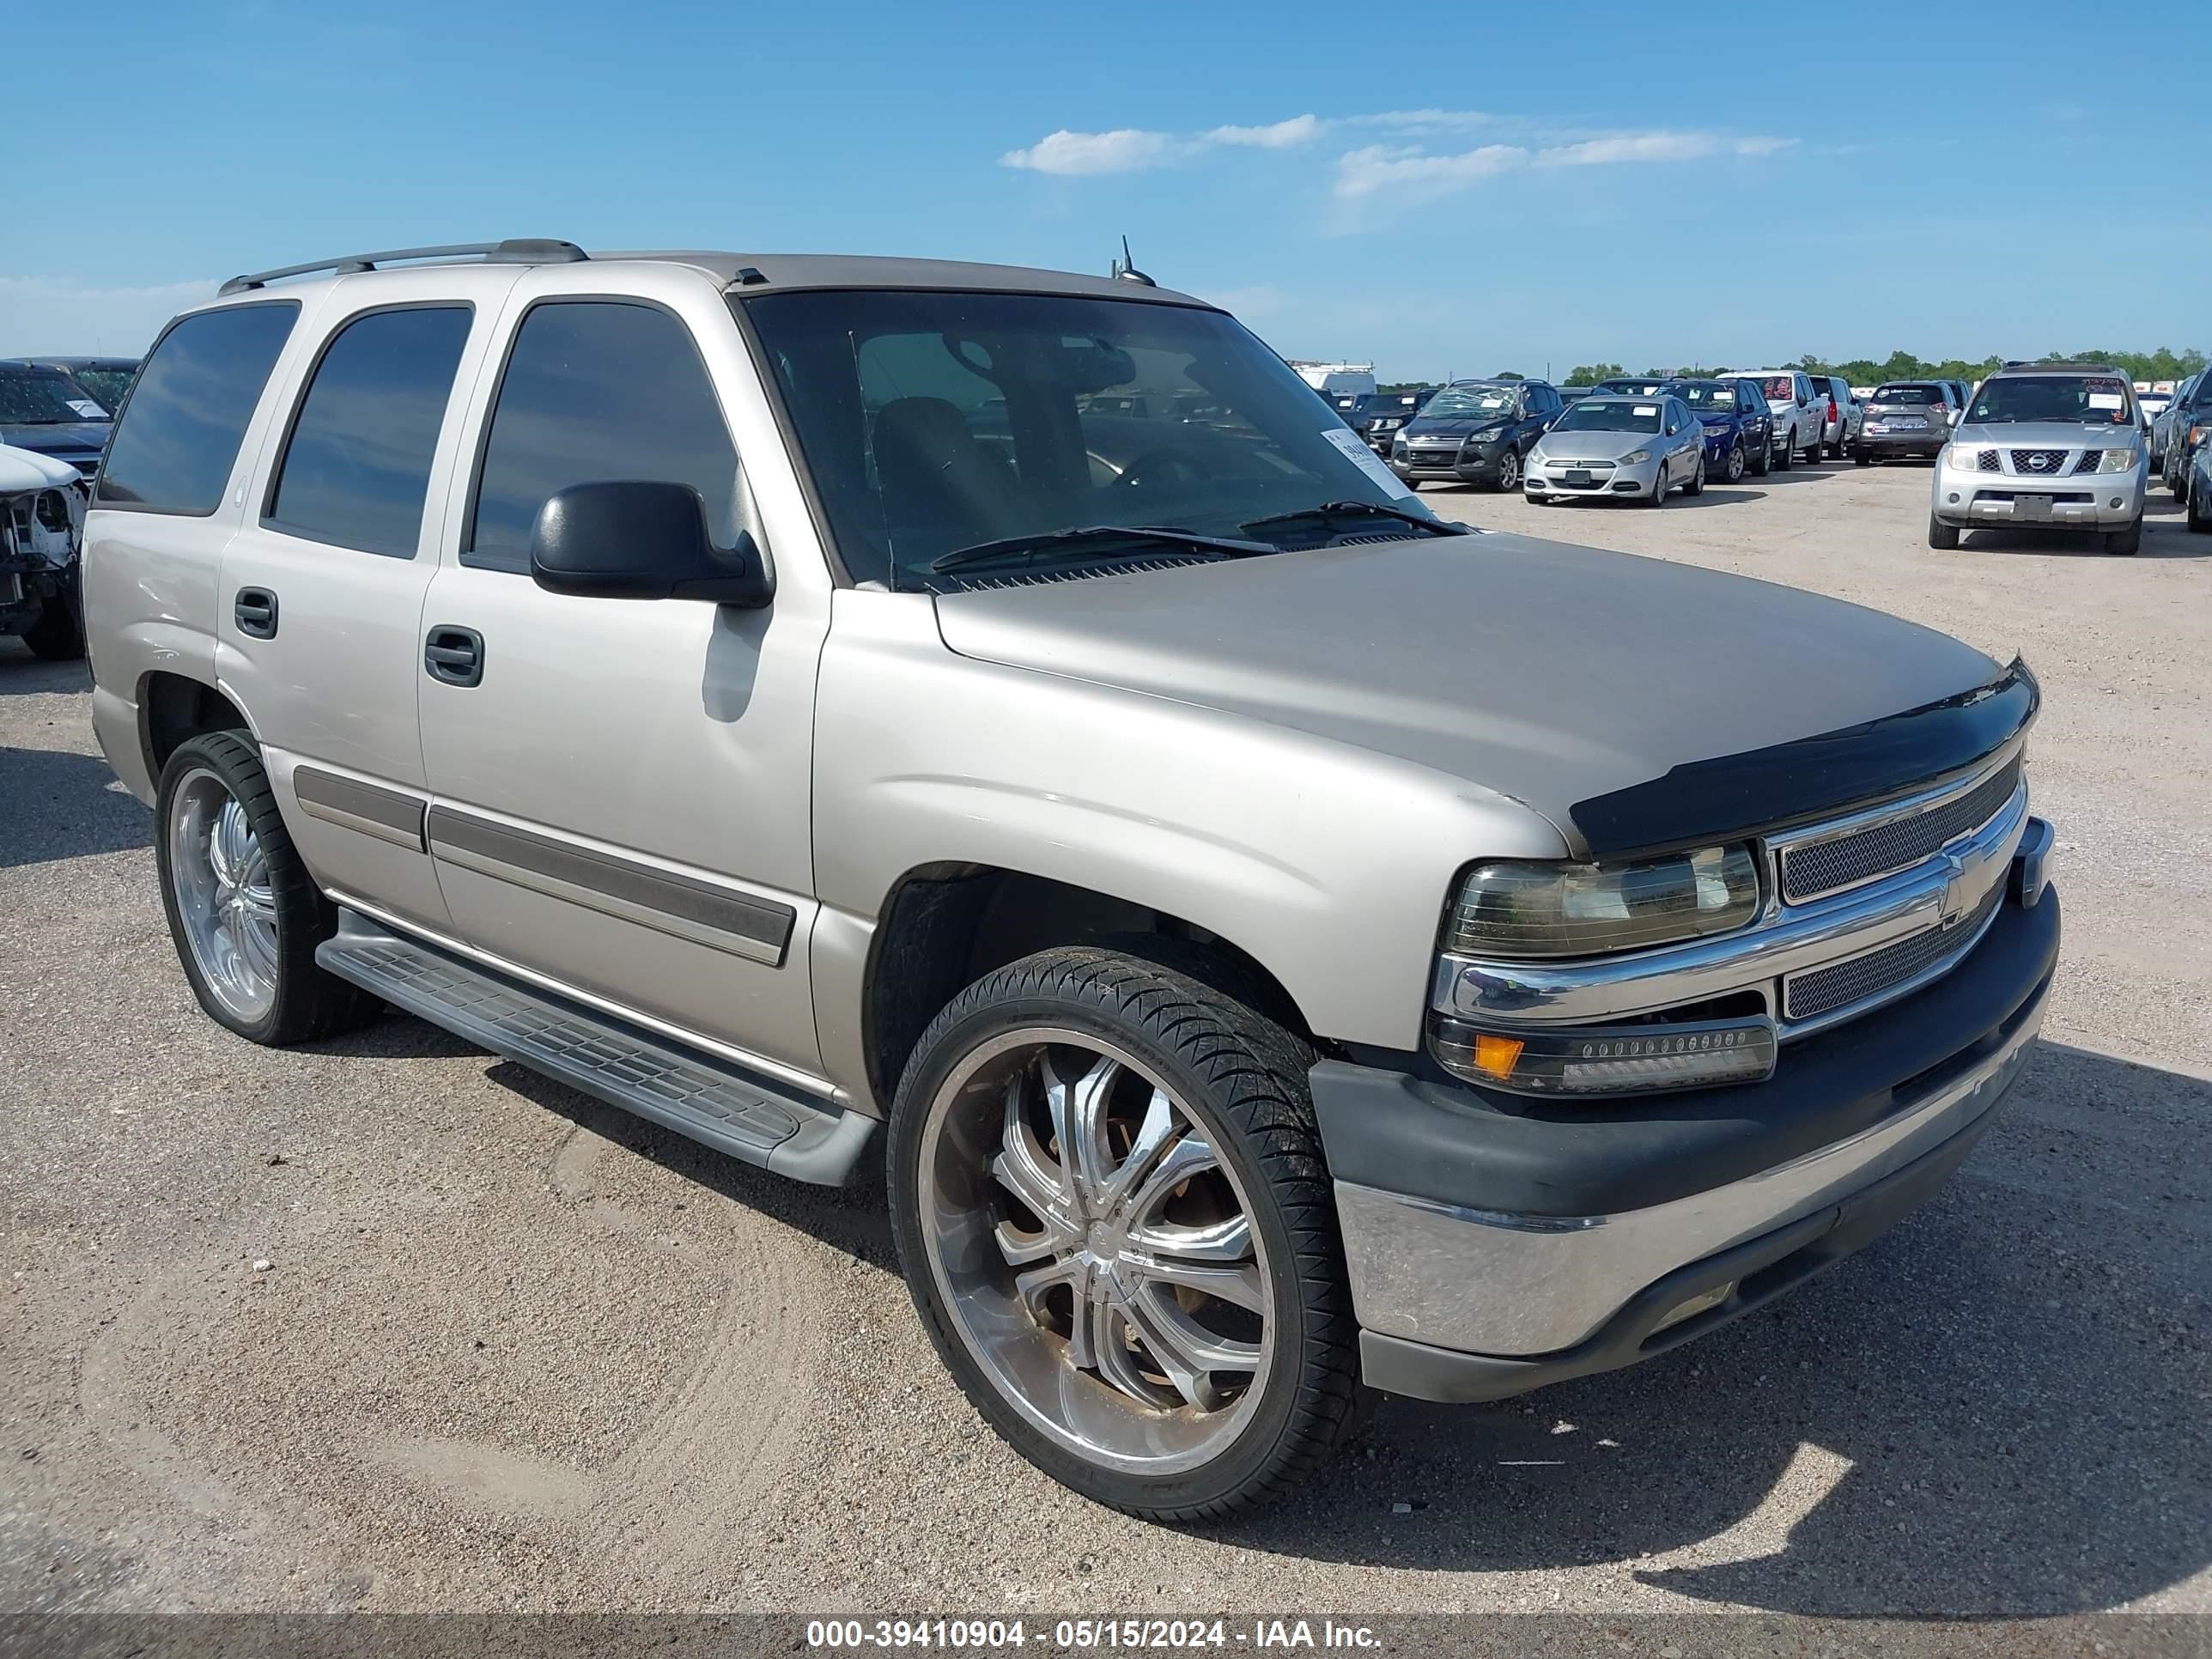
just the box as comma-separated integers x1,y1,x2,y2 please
805,1619,1383,1650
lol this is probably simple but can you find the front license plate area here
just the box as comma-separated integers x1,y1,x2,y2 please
1565,468,1594,488
2016,495,2053,520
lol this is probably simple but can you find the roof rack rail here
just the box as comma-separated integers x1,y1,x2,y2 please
218,239,588,296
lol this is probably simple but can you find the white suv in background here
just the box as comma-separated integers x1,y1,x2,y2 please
1735,369,1826,465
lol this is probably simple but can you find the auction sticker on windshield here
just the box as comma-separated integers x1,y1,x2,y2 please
1322,425,1417,498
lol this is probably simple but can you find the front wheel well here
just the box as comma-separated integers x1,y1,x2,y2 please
862,866,1314,1110
141,672,251,779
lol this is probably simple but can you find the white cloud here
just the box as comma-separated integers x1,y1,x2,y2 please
1341,108,1498,132
1203,114,1322,149
0,276,216,357
1000,128,1178,175
1333,143,1528,201
1536,131,1723,167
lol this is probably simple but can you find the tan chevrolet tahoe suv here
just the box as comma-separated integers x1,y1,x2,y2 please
84,240,2060,1519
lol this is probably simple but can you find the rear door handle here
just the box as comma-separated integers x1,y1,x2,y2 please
424,624,484,688
234,587,278,640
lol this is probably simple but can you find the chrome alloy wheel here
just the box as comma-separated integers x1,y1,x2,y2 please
167,769,279,1023
917,1028,1273,1475
1496,447,1520,489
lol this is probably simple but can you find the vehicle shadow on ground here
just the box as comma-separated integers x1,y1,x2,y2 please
372,1013,2212,1617
1960,495,2207,561
0,745,152,867
1209,1039,2211,1616
0,641,93,695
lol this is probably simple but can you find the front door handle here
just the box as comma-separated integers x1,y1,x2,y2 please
424,624,484,688
234,586,278,640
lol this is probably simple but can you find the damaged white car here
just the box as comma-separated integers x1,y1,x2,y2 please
0,442,85,659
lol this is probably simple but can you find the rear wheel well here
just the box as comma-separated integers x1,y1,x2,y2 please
862,866,1313,1109
142,672,251,778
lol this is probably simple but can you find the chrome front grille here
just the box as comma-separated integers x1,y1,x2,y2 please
1780,757,2022,903
1784,879,2004,1023
2009,448,2069,475
1977,450,2001,471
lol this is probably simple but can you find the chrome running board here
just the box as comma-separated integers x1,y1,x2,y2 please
317,909,876,1186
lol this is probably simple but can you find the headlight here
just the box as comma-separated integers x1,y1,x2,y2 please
2095,445,2140,472
1443,845,1760,959
1948,446,1986,469
1620,449,1651,465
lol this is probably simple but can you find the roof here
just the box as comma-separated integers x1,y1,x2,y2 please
22,356,139,371
1988,360,2125,378
211,241,1212,308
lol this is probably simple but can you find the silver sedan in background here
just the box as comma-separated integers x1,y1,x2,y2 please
1524,392,1707,505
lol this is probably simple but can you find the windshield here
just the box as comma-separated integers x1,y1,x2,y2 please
1672,382,1739,411
1421,384,1519,418
743,289,1425,585
1968,374,2134,425
64,367,136,412
1551,398,1662,434
0,368,102,426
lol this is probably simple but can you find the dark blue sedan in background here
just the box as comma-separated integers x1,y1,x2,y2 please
1666,377,1776,483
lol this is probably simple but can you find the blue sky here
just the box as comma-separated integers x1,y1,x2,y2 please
11,0,2209,377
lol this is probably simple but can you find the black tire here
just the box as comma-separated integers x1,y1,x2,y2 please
1724,441,1745,483
1775,428,1795,471
1686,453,1705,496
1854,448,1874,466
886,946,1358,1521
1749,434,1771,477
21,593,85,661
1643,465,1669,506
2189,476,2210,533
1928,514,1961,550
154,731,378,1045
1494,447,1520,491
2102,518,2142,556
2172,458,2189,500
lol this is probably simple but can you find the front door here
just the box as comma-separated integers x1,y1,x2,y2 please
415,271,830,1083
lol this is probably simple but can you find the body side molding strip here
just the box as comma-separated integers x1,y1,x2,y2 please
293,765,428,852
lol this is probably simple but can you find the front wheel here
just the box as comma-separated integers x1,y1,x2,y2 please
888,947,1358,1521
1724,441,1746,483
2188,476,2210,533
1775,428,1795,471
1928,514,1961,550
2103,518,2142,556
1686,453,1706,496
1494,447,1520,491
1749,434,1772,477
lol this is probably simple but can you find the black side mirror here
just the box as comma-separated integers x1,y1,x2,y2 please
529,481,772,607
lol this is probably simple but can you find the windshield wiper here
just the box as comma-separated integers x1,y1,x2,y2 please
1239,500,1471,540
928,524,1275,577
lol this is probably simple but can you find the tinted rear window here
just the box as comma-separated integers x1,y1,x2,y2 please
266,306,473,558
95,303,299,514
1759,375,1798,403
1872,384,1941,404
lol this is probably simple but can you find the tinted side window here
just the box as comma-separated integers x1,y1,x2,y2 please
95,303,300,514
468,301,737,574
265,306,473,558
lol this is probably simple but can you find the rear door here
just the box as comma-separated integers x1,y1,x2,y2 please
216,267,517,933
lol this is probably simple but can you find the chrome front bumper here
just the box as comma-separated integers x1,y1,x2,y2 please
1338,952,2048,1359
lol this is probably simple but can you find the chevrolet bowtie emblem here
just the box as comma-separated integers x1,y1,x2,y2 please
1939,851,1971,928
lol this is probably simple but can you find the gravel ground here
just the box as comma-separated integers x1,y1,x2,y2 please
2,460,2206,1634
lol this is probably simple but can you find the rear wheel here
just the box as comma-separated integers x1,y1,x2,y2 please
888,946,1358,1521
1749,434,1771,477
155,732,378,1045
1928,514,1961,550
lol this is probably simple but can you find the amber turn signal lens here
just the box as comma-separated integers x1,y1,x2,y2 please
1470,1033,1524,1080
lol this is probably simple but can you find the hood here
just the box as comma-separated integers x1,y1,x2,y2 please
1954,420,2134,450
0,444,85,493
1532,428,1654,462
1406,416,1510,440
932,535,2003,854
0,421,108,462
